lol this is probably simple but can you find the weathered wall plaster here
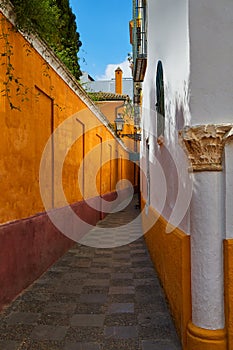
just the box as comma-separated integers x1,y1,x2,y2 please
189,0,233,124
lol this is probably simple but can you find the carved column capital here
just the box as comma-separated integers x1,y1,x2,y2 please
179,124,233,171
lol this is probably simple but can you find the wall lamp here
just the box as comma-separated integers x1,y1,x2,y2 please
114,113,125,134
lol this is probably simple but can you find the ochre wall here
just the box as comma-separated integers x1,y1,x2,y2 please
95,101,136,152
224,239,233,349
141,197,191,350
0,13,135,310
0,13,134,224
96,101,125,123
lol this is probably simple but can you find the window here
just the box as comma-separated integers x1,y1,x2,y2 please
145,138,150,214
156,60,165,138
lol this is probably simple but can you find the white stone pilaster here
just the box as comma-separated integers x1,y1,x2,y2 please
190,171,224,329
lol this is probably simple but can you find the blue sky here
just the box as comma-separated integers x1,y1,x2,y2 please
69,0,132,80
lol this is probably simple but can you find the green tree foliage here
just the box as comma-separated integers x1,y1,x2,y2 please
10,0,82,79
53,0,82,80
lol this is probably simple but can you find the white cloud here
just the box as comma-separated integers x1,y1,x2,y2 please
97,58,132,80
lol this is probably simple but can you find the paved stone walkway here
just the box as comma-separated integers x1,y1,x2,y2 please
0,197,181,350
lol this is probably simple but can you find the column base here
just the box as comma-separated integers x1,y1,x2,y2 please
187,321,227,350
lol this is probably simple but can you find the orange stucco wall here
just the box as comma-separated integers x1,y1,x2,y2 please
0,13,135,225
224,239,233,349
141,197,191,350
96,101,125,123
0,12,135,310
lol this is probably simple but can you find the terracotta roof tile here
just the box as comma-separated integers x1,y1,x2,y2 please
88,91,130,101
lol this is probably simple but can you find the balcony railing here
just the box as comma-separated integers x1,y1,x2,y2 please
133,2,147,82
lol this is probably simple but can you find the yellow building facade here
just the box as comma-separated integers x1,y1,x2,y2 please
0,8,135,310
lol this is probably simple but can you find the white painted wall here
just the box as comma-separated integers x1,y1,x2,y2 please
189,0,233,124
141,0,233,333
141,0,191,232
82,78,134,100
141,0,233,233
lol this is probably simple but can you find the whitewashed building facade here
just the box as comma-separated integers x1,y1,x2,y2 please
138,1,233,349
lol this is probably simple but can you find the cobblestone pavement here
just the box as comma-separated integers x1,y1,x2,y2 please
0,197,182,350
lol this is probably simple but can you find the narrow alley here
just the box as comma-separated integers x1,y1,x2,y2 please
0,197,181,350
2,0,233,348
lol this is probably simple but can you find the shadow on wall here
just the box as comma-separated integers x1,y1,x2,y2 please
175,102,185,131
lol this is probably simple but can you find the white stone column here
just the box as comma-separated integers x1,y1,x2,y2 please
190,171,224,329
180,124,233,349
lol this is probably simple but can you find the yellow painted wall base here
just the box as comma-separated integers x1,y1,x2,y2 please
187,321,227,350
141,197,191,349
224,239,233,349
